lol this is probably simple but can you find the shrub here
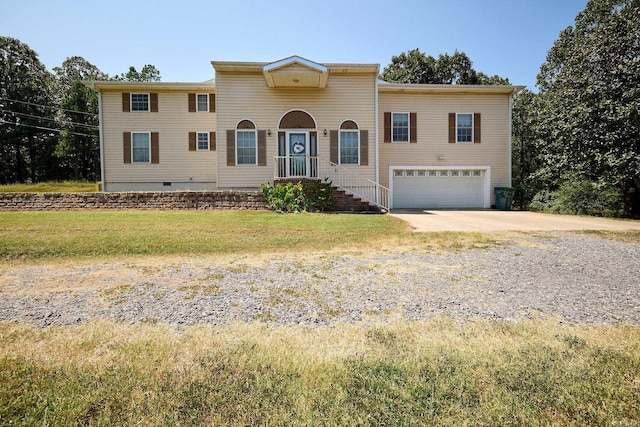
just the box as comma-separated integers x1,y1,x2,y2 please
529,180,623,217
261,179,335,213
261,182,307,213
306,179,335,212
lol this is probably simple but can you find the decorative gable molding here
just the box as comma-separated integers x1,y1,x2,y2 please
262,55,329,88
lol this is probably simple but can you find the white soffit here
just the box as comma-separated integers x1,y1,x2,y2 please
262,55,329,88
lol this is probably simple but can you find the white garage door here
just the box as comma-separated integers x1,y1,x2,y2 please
392,168,488,209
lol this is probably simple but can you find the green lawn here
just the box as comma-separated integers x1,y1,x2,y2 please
0,181,98,193
0,210,499,262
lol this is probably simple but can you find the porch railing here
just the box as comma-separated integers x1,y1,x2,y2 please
273,156,389,211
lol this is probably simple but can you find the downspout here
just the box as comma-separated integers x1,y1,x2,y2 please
374,72,380,203
508,90,514,188
95,84,106,192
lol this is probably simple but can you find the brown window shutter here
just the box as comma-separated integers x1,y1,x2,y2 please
122,93,130,112
329,130,339,164
123,132,131,163
474,113,481,143
448,113,456,144
188,93,196,112
384,112,391,143
257,130,267,166
209,94,215,112
189,132,196,151
226,130,235,166
210,132,216,150
410,112,417,143
150,93,158,112
151,132,159,163
360,130,368,166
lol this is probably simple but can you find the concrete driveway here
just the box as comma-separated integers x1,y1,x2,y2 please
390,209,640,232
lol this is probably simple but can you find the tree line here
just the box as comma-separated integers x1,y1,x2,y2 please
0,35,160,184
511,0,639,218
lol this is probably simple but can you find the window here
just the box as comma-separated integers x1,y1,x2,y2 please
197,94,209,112
236,120,257,165
131,93,149,111
418,170,426,177
457,113,473,143
339,120,359,165
392,112,409,142
132,132,150,163
197,132,209,150
394,170,403,177
406,170,415,177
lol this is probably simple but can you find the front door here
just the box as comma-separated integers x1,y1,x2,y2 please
288,132,307,177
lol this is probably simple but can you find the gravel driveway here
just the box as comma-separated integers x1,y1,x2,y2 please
1,232,638,327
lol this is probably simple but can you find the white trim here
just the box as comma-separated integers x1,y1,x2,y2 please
375,76,379,202
98,91,105,190
338,129,360,166
262,55,328,73
196,131,210,151
276,109,318,130
391,112,410,143
508,94,514,187
235,118,257,129
456,113,474,143
196,93,209,113
131,131,151,164
388,165,491,209
130,92,150,112
235,129,258,166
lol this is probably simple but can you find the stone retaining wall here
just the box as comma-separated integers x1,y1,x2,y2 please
0,191,269,211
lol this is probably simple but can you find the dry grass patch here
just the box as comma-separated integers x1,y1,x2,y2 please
1,319,638,426
0,181,98,193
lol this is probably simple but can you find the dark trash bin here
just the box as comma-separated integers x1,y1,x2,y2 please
494,187,515,210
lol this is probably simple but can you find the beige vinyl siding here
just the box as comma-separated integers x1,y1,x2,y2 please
101,90,217,191
378,92,511,204
215,71,376,189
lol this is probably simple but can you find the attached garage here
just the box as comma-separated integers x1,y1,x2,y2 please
390,166,491,209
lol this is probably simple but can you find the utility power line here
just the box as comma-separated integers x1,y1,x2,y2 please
0,120,98,139
0,109,98,130
0,98,99,117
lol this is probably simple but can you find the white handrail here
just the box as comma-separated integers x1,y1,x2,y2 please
273,156,389,210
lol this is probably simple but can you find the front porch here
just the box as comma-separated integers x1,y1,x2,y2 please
273,156,389,211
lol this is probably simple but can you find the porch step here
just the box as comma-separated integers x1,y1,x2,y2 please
332,189,383,213
274,178,383,213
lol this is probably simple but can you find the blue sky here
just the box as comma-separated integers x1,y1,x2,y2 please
2,0,586,90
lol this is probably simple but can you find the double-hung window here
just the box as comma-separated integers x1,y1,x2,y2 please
131,93,149,111
197,132,209,150
457,113,473,143
132,132,150,163
339,120,360,165
196,94,209,112
236,120,257,165
392,112,409,142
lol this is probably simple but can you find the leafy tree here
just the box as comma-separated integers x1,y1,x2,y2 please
380,48,510,85
534,0,640,217
0,36,57,184
53,56,106,181
113,64,161,82
511,89,544,208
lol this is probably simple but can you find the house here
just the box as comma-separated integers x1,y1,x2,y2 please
87,56,523,210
